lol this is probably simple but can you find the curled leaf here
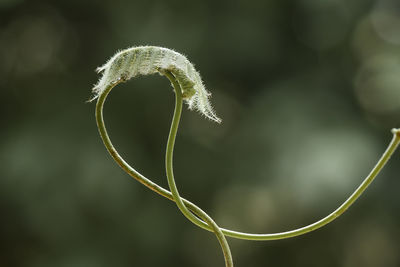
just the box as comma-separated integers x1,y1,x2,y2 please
92,46,221,123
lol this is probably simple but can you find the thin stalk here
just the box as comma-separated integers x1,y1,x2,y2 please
163,71,233,267
96,77,233,267
96,81,400,241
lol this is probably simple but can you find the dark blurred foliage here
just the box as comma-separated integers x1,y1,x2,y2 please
1,0,400,266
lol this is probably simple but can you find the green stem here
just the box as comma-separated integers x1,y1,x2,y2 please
163,71,233,267
96,76,233,267
96,81,400,241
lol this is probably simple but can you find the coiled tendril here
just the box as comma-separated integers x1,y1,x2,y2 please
91,46,400,267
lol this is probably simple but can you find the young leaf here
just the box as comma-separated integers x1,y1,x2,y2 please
92,46,221,123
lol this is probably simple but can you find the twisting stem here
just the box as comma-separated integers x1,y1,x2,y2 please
95,77,233,267
96,82,400,241
163,71,233,267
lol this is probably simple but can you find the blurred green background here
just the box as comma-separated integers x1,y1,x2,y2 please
1,0,400,266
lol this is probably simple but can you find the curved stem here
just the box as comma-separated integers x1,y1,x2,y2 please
96,83,400,241
163,71,233,267
96,78,233,267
